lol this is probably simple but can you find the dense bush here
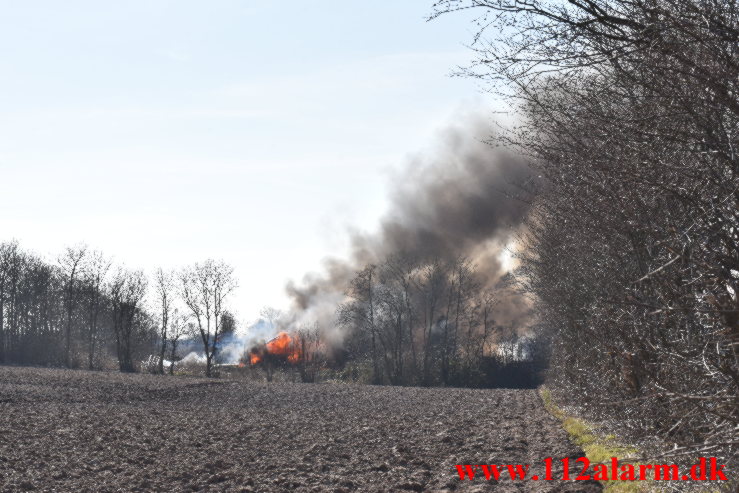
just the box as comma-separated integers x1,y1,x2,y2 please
435,0,738,469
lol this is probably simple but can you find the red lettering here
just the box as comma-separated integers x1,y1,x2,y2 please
478,465,503,481
690,457,706,480
654,464,678,481
709,458,727,481
575,457,590,480
619,464,636,481
592,463,608,481
456,465,476,480
506,464,529,480
543,457,553,480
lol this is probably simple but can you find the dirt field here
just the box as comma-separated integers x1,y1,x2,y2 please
0,366,600,492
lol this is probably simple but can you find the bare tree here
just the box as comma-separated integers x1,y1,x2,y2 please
81,250,111,370
259,306,282,330
339,265,382,383
341,251,511,387
434,0,739,466
110,268,147,373
0,241,20,364
295,325,323,383
416,259,447,385
255,306,283,382
0,242,175,371
180,259,237,377
167,308,191,375
58,244,87,367
0,241,64,366
154,268,175,374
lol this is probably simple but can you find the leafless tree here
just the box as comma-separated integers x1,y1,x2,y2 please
259,306,282,330
0,241,161,370
416,259,447,385
110,267,148,373
434,0,739,467
255,306,283,382
180,259,237,377
154,268,175,374
340,265,382,383
81,250,111,370
341,252,508,387
167,308,191,375
0,242,67,366
295,325,323,383
58,244,87,367
0,241,21,364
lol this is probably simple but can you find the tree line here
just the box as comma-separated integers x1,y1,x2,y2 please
435,0,737,466
339,253,544,387
0,241,236,377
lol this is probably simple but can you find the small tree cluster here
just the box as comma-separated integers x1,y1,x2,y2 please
0,240,236,377
339,253,532,387
0,241,154,369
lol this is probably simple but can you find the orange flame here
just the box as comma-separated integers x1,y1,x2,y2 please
250,332,301,366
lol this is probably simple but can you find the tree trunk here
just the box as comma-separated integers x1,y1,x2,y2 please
367,269,380,384
158,334,166,374
168,339,178,375
87,307,98,370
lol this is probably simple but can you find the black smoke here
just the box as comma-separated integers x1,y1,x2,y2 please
283,113,533,340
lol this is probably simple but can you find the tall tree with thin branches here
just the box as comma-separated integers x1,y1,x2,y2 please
59,245,87,367
154,268,175,374
180,259,237,377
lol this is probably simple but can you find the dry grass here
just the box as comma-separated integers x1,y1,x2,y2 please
540,387,652,493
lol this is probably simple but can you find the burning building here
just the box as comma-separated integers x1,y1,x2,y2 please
248,332,301,366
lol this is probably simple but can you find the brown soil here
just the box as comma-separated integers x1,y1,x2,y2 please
0,366,600,492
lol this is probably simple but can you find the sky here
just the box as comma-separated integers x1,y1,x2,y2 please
0,1,495,323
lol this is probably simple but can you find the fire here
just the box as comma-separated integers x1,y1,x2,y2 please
249,331,301,366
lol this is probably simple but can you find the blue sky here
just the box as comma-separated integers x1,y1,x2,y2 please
0,1,494,321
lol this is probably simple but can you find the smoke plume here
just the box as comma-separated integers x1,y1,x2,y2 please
282,113,533,341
